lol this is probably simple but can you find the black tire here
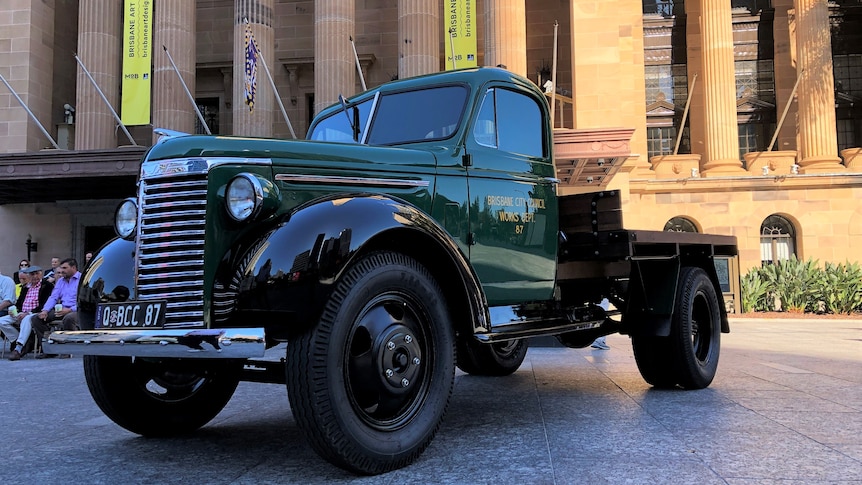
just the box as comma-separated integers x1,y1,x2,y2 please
84,356,242,436
632,266,721,389
456,338,528,376
669,266,722,389
286,251,455,475
632,335,676,388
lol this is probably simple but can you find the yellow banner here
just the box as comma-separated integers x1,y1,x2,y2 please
121,0,152,125
444,0,477,70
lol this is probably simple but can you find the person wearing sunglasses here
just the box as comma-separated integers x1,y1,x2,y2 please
13,259,30,288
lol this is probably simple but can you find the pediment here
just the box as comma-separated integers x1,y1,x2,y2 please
646,99,677,117
736,97,776,112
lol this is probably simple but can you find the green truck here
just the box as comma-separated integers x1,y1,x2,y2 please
46,67,737,475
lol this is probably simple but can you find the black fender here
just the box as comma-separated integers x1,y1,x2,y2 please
224,193,489,340
76,237,136,330
622,255,730,337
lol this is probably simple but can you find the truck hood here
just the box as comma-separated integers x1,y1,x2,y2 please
144,135,441,172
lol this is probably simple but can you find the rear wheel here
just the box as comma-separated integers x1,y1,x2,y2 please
632,336,675,387
286,251,455,475
633,266,722,389
670,266,722,389
84,356,242,436
456,338,528,376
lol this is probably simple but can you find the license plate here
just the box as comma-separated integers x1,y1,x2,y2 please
96,300,167,329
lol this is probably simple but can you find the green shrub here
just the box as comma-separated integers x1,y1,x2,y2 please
816,262,862,314
740,257,862,315
741,270,769,313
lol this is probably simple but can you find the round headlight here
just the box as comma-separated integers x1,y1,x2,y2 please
115,198,138,239
226,174,263,221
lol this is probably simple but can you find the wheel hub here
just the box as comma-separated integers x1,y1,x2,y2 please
376,325,422,394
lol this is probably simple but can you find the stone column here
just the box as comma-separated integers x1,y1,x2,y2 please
314,0,354,114
234,0,275,137
795,0,844,173
398,0,439,79
699,0,745,175
153,1,197,136
75,0,122,150
483,0,526,77
0,2,54,150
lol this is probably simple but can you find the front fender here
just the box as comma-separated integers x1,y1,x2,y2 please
76,238,136,330
225,194,488,337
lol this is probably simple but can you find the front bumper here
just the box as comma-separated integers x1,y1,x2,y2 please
43,328,266,359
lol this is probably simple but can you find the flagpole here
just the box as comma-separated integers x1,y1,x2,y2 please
550,20,559,130
74,54,137,146
0,72,60,149
162,45,211,135
245,19,296,139
349,36,367,91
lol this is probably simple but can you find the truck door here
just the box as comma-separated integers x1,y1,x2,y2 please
465,85,559,306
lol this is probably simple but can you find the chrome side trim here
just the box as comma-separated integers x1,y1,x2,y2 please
43,328,266,359
276,173,430,188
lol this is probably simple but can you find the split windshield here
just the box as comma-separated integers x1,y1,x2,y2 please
309,84,469,145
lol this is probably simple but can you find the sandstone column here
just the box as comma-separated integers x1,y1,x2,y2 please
699,0,745,175
483,0,526,77
153,1,196,136
0,1,55,151
398,0,439,79
234,0,275,137
795,0,844,173
314,0,355,114
75,0,122,149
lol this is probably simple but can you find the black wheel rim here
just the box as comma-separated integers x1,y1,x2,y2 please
133,360,209,403
690,289,713,363
344,291,432,431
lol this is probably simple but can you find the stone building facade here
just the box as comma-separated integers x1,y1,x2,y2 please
0,0,860,280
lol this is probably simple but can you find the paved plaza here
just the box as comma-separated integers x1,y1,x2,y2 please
1,318,860,484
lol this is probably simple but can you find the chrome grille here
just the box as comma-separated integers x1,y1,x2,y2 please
137,175,208,328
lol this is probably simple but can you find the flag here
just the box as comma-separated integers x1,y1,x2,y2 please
244,22,259,112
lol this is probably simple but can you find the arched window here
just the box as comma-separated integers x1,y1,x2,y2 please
760,214,796,265
664,216,698,232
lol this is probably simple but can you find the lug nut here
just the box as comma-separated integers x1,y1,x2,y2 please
404,335,413,344
387,341,396,350
401,378,410,387
385,369,394,378
412,357,420,365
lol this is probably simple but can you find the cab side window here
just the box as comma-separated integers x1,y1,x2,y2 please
474,89,497,147
473,88,545,157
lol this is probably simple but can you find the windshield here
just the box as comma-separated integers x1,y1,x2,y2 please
309,84,469,146
309,95,376,143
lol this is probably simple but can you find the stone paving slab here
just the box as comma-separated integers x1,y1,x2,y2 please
0,318,859,484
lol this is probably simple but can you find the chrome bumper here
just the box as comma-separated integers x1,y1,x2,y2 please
42,328,266,359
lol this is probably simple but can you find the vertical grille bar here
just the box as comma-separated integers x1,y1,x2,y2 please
136,175,208,328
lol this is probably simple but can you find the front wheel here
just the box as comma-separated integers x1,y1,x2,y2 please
456,338,528,376
286,251,455,475
84,356,242,436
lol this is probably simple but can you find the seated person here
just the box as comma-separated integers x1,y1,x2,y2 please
0,270,17,346
17,258,80,359
4,266,54,361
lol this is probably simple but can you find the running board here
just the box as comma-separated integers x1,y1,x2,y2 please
474,317,605,344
